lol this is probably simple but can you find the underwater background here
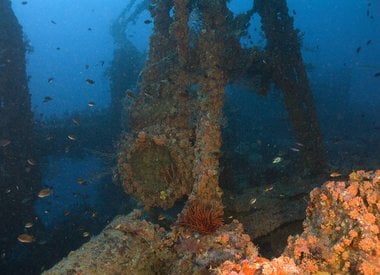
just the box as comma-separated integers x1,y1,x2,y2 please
0,0,379,274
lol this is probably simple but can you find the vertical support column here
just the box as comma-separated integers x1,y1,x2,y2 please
255,0,326,174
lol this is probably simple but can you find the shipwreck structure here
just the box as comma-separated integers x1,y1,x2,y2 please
117,0,326,219
45,1,379,274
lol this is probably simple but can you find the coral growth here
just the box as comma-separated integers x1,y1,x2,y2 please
217,170,380,274
284,170,380,274
179,200,224,235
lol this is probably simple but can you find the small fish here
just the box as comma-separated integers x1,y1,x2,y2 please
17,234,34,243
21,1,28,5
24,222,34,229
0,139,11,147
264,186,273,193
27,159,36,166
356,47,361,53
43,96,53,103
51,20,56,24
88,27,92,31
64,210,71,216
290,147,300,152
158,214,166,221
144,19,152,24
77,177,87,185
295,142,304,147
292,9,296,15
67,134,77,141
87,101,96,107
85,79,95,85
56,47,61,50
249,198,257,205
47,77,54,83
374,72,380,77
72,117,80,126
330,172,342,178
38,188,52,198
366,40,372,45
85,64,89,69
272,157,283,164
82,232,90,237
99,61,105,66
126,90,135,98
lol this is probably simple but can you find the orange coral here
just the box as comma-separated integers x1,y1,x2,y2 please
284,170,380,274
179,200,223,235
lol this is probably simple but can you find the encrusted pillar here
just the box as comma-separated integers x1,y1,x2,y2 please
255,0,326,174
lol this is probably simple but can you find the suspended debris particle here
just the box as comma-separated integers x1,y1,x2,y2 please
77,177,87,185
366,40,372,45
38,188,52,198
144,19,152,24
292,9,296,15
17,234,34,243
356,47,361,53
24,222,34,229
0,139,11,147
295,142,304,147
38,240,47,245
249,197,257,205
27,159,36,166
85,79,95,85
272,156,283,164
99,61,105,66
47,77,54,84
43,96,53,103
330,172,342,178
21,197,32,204
67,134,77,141
87,101,96,107
72,117,80,126
91,212,97,218
5,189,11,194
82,232,90,238
64,210,70,216
374,72,380,77
51,20,56,24
85,64,89,69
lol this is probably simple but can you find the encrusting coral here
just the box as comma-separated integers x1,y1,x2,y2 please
284,170,380,274
217,170,380,274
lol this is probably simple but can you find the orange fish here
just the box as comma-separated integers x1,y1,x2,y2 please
330,172,342,178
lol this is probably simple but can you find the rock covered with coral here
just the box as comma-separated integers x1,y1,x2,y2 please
284,170,380,274
217,170,380,274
